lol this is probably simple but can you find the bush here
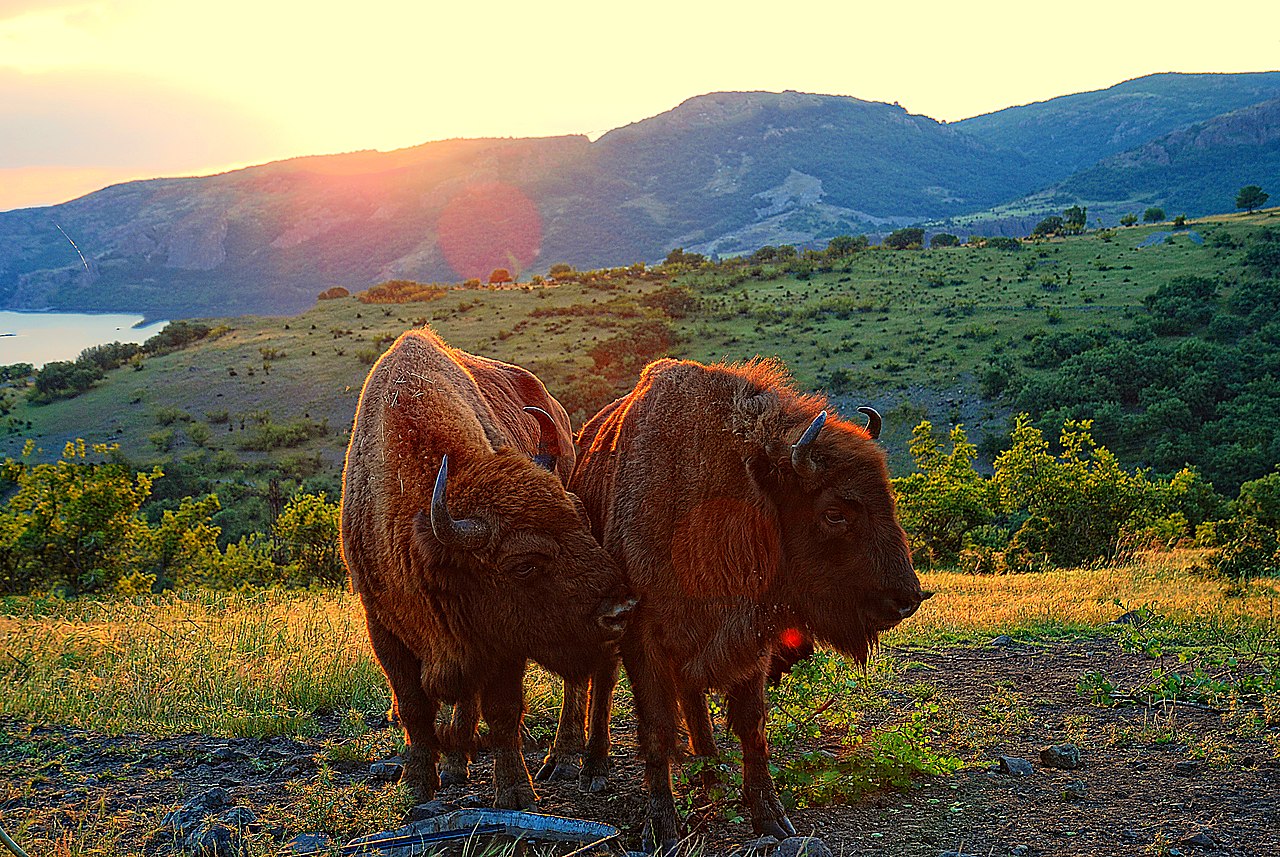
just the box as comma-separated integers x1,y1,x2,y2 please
0,440,160,594
1143,207,1166,223
318,286,350,300
929,233,960,248
273,492,345,586
893,422,998,566
883,228,925,250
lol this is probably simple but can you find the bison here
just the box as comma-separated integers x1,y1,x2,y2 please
340,329,634,809
553,357,927,850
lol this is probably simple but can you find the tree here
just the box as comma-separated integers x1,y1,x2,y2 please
929,233,960,248
1143,207,1166,223
273,492,345,586
1236,185,1269,213
1063,205,1087,235
883,227,925,249
1031,216,1064,238
1119,213,1138,227
488,268,513,284
825,234,868,257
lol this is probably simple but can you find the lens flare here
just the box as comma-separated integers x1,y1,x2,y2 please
436,181,542,281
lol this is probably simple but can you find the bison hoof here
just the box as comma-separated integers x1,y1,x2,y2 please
534,755,580,782
494,783,538,811
579,756,609,793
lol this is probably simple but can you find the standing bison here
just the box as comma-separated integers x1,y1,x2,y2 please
562,357,927,850
340,329,633,809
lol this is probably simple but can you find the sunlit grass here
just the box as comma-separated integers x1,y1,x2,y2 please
1,551,1275,738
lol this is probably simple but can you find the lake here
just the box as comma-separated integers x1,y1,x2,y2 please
0,311,169,368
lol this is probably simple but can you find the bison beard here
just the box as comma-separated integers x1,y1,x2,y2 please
552,358,926,851
340,329,633,810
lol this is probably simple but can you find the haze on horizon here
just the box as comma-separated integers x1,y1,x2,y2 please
2,0,1277,212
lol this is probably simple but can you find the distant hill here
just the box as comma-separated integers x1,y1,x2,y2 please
1038,98,1280,220
954,72,1280,181
3,73,1280,315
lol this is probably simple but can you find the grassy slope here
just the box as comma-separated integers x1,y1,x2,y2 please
2,210,1275,478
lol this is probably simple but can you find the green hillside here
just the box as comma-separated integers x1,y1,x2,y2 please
3,210,1278,526
955,71,1280,180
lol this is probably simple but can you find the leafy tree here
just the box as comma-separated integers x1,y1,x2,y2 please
548,263,575,280
0,440,159,594
1236,185,1270,213
929,233,960,248
1143,207,1166,223
825,234,869,257
1172,214,1188,230
893,422,997,565
488,268,513,284
273,492,345,586
1031,216,1064,238
1143,275,1218,335
318,286,349,300
883,228,925,250
1119,213,1138,227
663,248,706,267
1063,205,1087,235
1237,469,1280,527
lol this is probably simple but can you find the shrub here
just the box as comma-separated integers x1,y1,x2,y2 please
273,492,345,586
929,233,960,248
318,286,350,300
0,440,159,594
883,228,925,250
893,422,997,566
1143,207,1166,223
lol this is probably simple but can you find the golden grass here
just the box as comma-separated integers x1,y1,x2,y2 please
890,549,1280,646
1,550,1276,737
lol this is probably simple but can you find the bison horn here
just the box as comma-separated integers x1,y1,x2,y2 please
857,406,882,439
790,411,826,477
523,406,560,472
430,454,490,549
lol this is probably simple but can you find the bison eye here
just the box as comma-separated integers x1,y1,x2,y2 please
822,508,846,526
510,561,542,579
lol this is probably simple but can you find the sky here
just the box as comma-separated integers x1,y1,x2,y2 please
1,0,1278,212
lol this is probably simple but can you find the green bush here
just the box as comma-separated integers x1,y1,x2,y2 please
893,422,997,566
273,492,345,586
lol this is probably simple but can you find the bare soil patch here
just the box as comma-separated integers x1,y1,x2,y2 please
3,637,1277,856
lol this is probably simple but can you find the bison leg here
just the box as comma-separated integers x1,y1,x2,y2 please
536,677,587,783
677,681,720,794
727,671,796,840
439,694,479,786
482,661,538,810
365,614,440,802
624,637,682,854
580,657,621,793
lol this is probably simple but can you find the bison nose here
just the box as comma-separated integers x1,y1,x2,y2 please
597,596,637,633
884,588,925,620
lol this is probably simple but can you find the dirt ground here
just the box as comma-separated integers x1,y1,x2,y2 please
3,637,1277,856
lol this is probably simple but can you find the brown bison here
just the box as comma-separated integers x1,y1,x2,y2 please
555,357,927,849
340,329,633,809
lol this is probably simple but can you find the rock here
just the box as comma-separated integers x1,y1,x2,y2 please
161,788,235,840
1011,847,1029,856
1173,760,1203,777
1111,611,1146,626
210,746,242,762
1062,780,1087,801
1180,831,1217,849
369,760,403,781
996,756,1034,776
406,800,458,822
280,833,332,855
774,836,833,857
185,821,243,857
990,635,1014,647
729,834,779,857
1121,829,1145,844
1040,744,1082,770
220,807,257,829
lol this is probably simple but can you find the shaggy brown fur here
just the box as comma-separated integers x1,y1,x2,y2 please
340,329,630,809
557,357,925,850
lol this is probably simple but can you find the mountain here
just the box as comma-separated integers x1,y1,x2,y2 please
1044,97,1280,219
954,71,1280,181
3,74,1280,316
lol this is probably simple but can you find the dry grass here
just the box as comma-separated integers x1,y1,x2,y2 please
891,549,1280,646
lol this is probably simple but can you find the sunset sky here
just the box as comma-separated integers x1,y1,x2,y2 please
2,0,1277,212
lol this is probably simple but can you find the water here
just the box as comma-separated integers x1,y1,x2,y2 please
0,311,169,368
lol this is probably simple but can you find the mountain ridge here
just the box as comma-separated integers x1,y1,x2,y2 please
3,73,1279,315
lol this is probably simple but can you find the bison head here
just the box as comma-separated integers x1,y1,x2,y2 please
753,407,925,661
417,449,634,679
